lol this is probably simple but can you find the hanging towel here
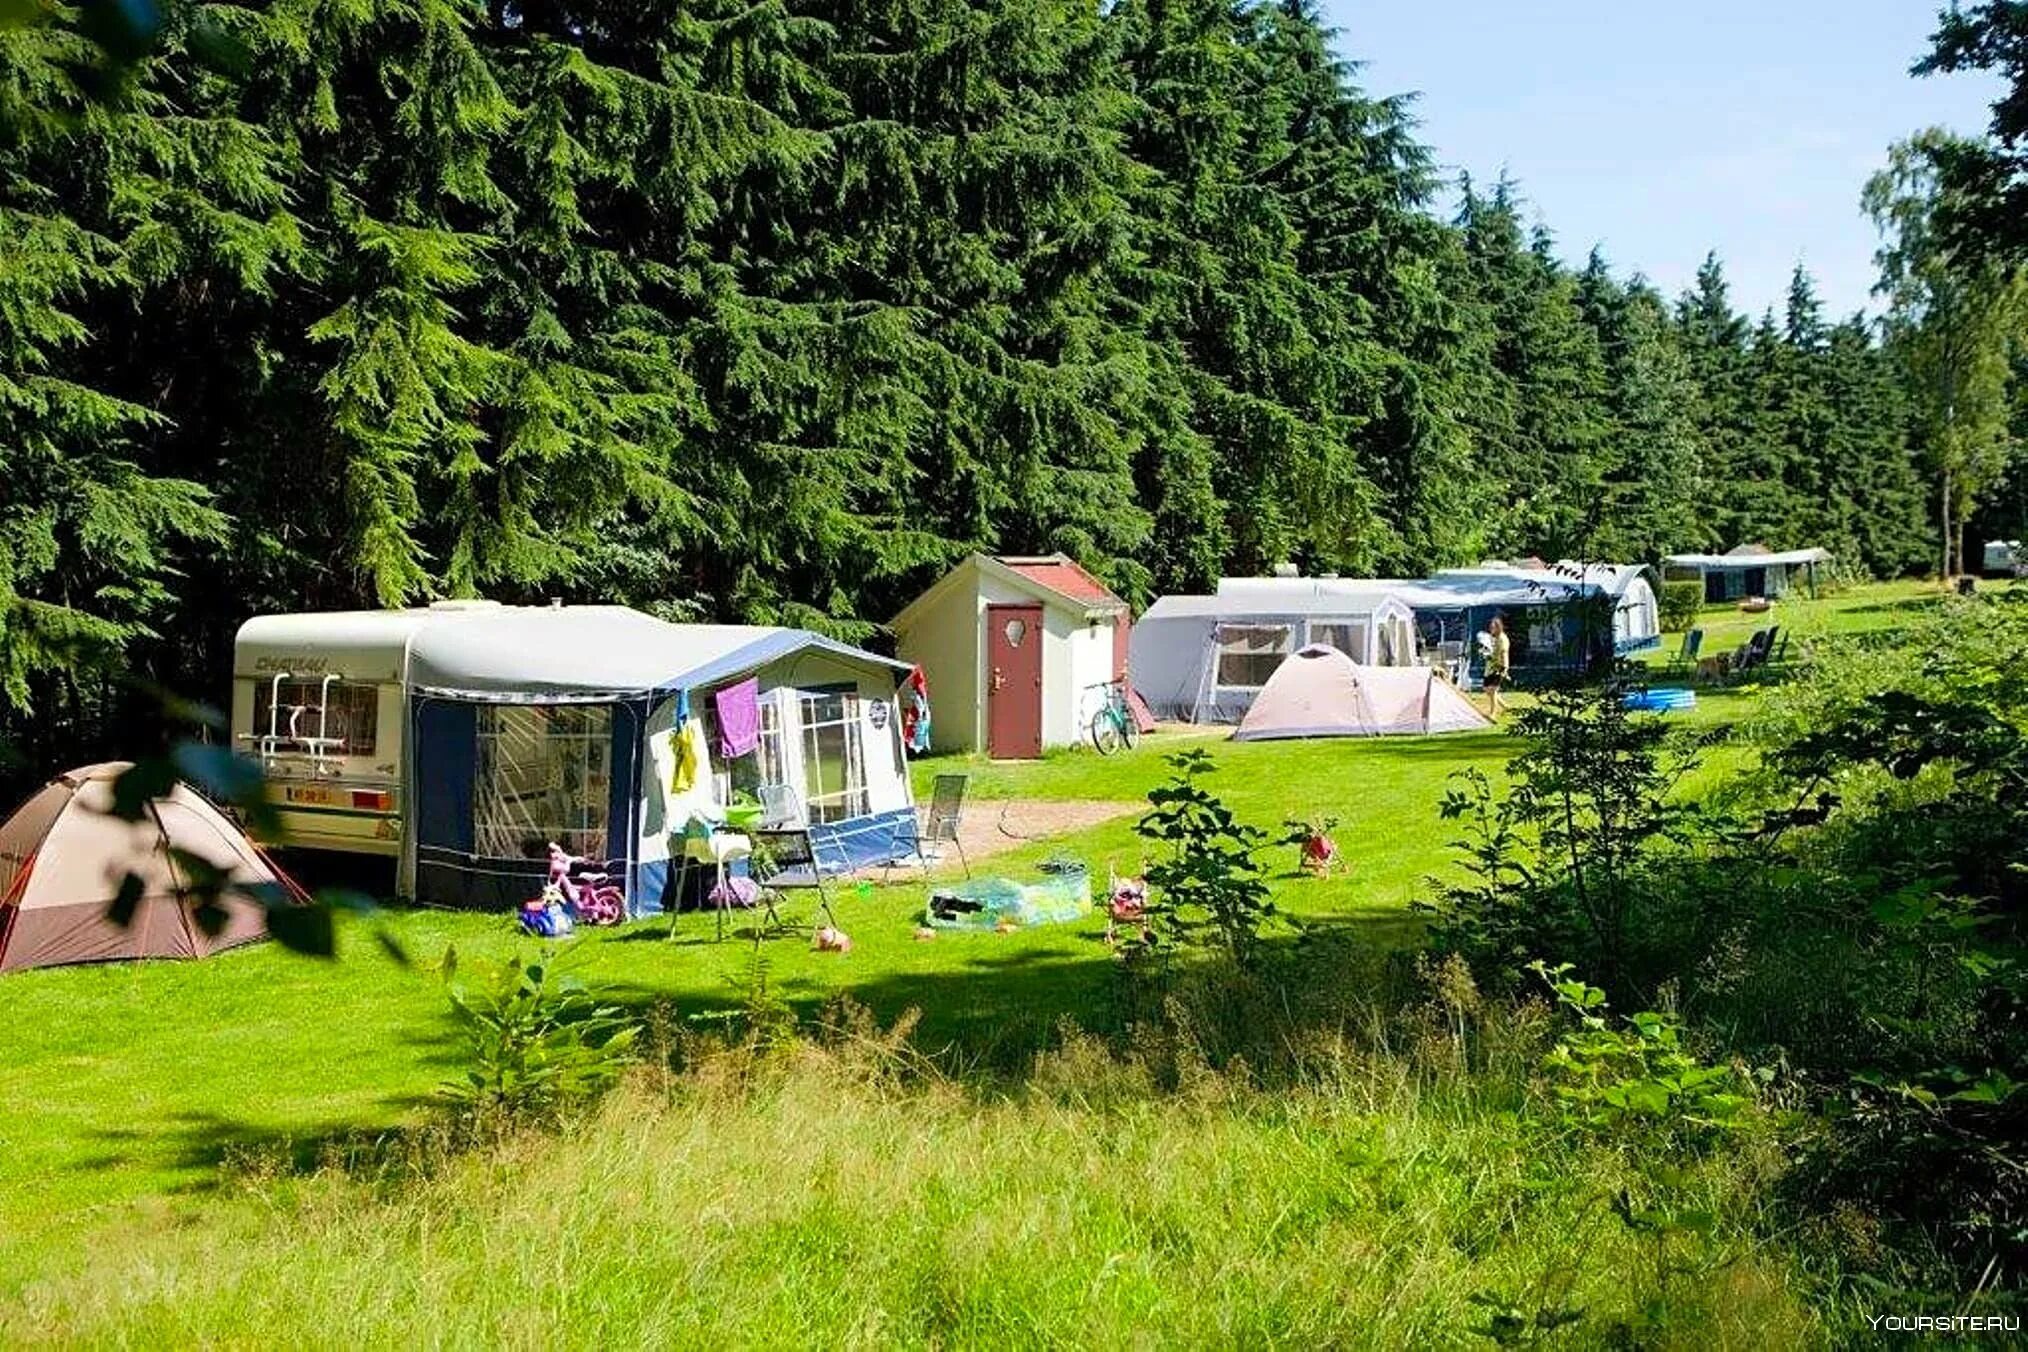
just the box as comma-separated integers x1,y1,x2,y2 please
672,717,708,794
714,677,762,758
902,665,933,755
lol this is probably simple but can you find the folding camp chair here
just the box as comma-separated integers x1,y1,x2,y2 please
1673,627,1704,672
749,827,835,933
883,774,971,882
1733,629,1771,675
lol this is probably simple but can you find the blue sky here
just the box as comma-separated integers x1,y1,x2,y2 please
1325,1,2009,319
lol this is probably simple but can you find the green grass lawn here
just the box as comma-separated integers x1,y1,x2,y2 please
1642,575,1949,666
0,580,1945,1310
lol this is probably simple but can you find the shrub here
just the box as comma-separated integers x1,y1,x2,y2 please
440,950,638,1125
1659,578,1703,631
1764,684,2028,1277
1534,963,1758,1145
1133,749,1284,971
1420,674,1709,995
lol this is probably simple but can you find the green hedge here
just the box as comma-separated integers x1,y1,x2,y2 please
1660,579,1703,631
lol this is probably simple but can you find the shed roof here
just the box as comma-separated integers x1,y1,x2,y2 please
889,552,1127,630
997,556,1126,609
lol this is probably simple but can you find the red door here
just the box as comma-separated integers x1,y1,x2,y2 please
986,603,1044,759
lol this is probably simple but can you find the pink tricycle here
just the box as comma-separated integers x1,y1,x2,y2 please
545,842,626,926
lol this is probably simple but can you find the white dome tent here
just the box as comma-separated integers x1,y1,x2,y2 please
1232,646,1491,741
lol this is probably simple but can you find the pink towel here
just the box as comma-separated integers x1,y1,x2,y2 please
714,677,762,758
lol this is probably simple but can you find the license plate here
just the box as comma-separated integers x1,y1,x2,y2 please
283,785,336,806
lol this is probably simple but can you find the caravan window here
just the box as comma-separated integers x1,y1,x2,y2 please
1306,621,1368,661
800,691,869,824
251,680,378,756
1215,625,1293,690
474,705,611,858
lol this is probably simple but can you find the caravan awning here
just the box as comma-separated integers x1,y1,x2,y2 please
404,606,910,702
1212,561,1651,613
1663,548,1830,570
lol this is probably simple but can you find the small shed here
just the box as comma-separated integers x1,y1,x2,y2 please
1662,545,1829,602
891,554,1133,757
1130,582,1419,724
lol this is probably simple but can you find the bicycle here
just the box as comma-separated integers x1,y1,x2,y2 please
1086,679,1139,755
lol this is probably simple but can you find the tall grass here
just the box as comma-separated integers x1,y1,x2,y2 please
5,987,1823,1349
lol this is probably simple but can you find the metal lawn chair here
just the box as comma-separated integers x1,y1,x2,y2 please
757,783,802,828
884,773,971,882
749,826,835,933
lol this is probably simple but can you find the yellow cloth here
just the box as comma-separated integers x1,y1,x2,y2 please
672,717,707,794
1486,631,1511,677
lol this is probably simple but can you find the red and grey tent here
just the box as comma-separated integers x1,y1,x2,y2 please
0,763,292,973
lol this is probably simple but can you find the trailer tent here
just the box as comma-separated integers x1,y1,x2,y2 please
1130,583,1419,723
1662,545,1829,602
233,604,916,910
1133,561,1659,721
1386,563,1661,684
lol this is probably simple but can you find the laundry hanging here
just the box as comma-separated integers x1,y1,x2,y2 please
714,677,762,758
671,716,708,794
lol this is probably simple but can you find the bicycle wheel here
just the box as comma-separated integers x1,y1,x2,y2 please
1118,705,1139,750
1090,708,1122,755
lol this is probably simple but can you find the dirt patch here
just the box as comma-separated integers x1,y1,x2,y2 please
873,798,1139,879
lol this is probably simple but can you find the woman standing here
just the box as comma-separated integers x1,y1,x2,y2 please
1482,615,1511,718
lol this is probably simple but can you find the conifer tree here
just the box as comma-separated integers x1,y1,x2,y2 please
1455,183,1611,558
1574,254,1704,559
0,0,1979,789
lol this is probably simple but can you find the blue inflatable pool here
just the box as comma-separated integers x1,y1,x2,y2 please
1622,687,1697,713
